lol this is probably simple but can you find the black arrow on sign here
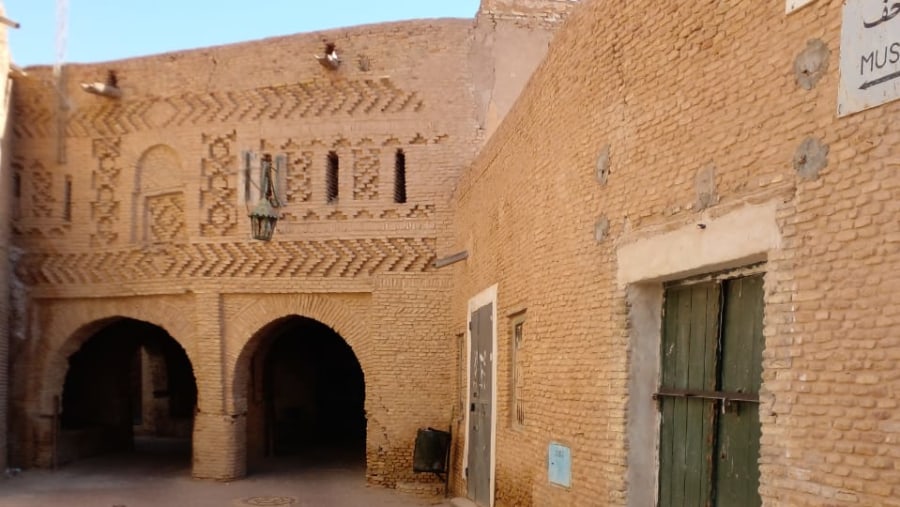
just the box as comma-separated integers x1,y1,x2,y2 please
860,69,900,89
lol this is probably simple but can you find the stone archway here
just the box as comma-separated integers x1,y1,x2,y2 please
55,318,197,467
241,316,365,473
224,294,372,476
19,297,197,469
226,294,370,416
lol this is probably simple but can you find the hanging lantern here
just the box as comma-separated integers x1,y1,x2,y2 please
249,198,278,241
244,153,285,241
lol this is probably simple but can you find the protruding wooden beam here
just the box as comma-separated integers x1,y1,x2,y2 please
0,16,20,29
81,82,122,99
433,250,468,269
9,63,26,77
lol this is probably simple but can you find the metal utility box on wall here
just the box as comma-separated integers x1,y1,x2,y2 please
548,442,572,488
413,427,452,495
413,427,451,473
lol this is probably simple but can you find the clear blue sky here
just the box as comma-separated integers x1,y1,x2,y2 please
5,0,481,67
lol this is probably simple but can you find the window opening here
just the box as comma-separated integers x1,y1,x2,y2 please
327,151,339,203
394,149,407,204
63,175,72,221
242,151,253,202
510,316,526,428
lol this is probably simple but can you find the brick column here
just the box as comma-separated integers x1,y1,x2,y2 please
191,291,246,480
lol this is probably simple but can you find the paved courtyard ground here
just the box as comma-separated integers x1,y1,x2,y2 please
0,446,449,507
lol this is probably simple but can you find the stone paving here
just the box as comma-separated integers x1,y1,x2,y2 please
0,451,449,507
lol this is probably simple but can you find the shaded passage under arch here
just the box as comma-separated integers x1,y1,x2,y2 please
246,316,365,471
58,318,196,466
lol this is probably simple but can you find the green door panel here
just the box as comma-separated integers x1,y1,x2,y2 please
658,275,763,507
714,275,764,507
659,283,720,507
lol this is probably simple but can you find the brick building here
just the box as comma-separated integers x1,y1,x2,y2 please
2,0,574,493
2,0,900,506
449,0,900,506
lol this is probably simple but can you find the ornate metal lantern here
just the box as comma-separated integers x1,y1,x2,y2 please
249,198,278,241
248,154,280,241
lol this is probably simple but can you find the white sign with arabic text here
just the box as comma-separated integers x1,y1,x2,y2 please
838,0,900,116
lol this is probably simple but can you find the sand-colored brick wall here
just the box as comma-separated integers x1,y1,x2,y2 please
6,4,568,486
479,0,579,23
451,0,900,505
471,0,580,139
7,18,478,481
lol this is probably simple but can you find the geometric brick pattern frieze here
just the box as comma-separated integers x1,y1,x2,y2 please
286,150,314,204
147,192,187,243
15,78,425,139
90,138,123,247
353,148,380,200
15,237,436,286
200,131,239,237
283,203,436,222
11,157,71,239
30,161,56,219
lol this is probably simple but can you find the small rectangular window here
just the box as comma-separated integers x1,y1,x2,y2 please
394,149,407,204
327,151,339,203
63,176,72,221
242,151,253,202
510,315,526,428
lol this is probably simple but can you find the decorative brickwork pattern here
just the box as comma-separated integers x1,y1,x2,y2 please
200,132,238,237
29,162,55,219
136,145,186,243
10,161,70,240
256,134,447,222
282,141,313,204
282,204,435,223
147,193,187,243
14,78,425,140
90,138,122,247
15,237,436,285
353,148,380,200
6,13,546,489
11,82,53,139
137,145,182,191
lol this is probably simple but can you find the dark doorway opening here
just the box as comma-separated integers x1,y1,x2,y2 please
246,316,365,472
58,318,196,467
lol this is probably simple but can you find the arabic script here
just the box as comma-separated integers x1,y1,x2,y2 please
864,0,900,28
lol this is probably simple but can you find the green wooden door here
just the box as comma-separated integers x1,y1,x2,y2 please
658,274,763,507
715,276,763,507
659,282,719,507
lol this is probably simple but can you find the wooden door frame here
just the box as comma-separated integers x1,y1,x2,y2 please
464,284,498,507
617,202,780,507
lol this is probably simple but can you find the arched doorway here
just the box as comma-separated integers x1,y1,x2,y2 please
245,316,365,472
57,318,196,467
